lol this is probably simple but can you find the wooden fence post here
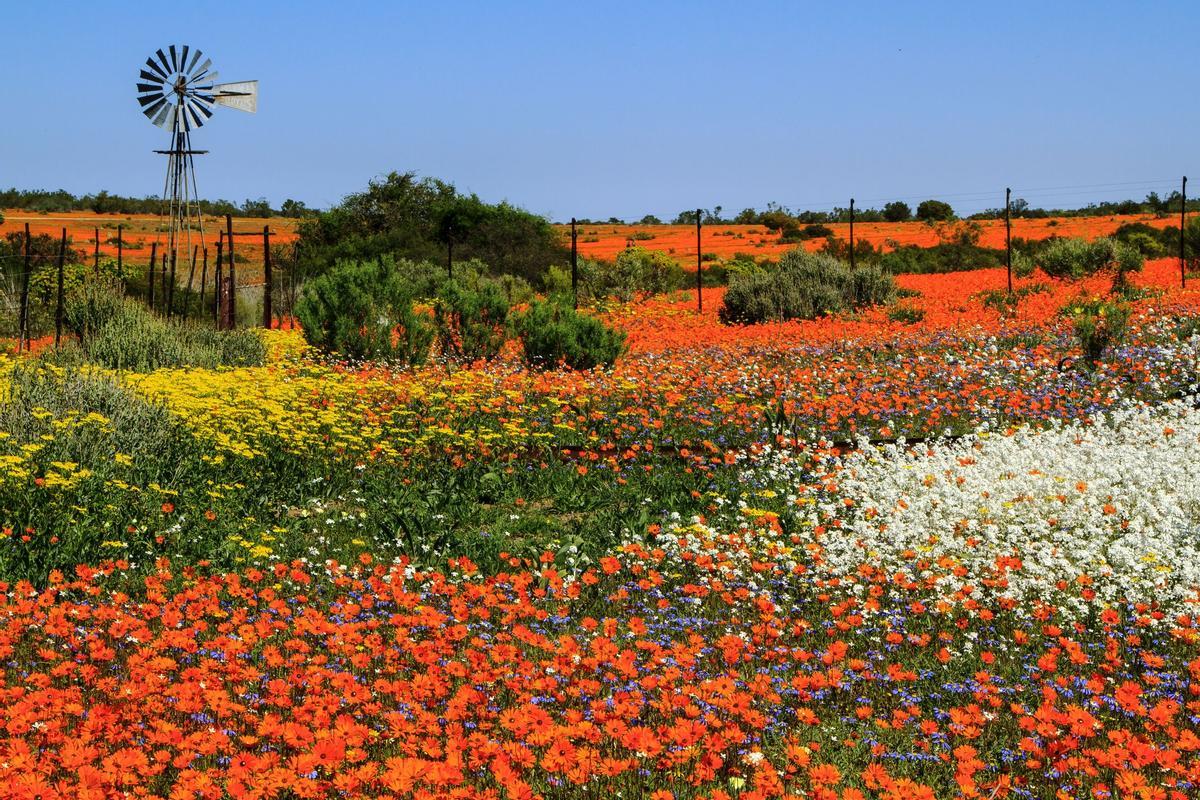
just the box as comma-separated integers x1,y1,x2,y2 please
225,215,236,329
167,249,177,317
696,209,703,313
1006,188,1013,293
147,241,157,308
54,228,66,349
199,247,208,317
214,233,224,327
185,245,199,317
263,225,272,328
18,223,31,353
571,217,578,310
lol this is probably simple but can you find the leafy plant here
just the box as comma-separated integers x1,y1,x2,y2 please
1037,237,1143,292
1062,295,1132,363
295,256,433,364
516,301,627,370
886,303,925,324
719,248,895,324
433,281,511,362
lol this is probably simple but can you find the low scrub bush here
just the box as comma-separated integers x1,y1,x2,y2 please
296,256,434,364
886,303,925,324
433,281,510,362
516,301,627,370
59,280,265,371
1038,237,1143,292
719,249,895,324
1062,295,1131,363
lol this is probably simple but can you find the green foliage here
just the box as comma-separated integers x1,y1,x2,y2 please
1037,237,1143,292
433,281,511,362
719,249,895,325
916,199,955,222
516,301,627,370
886,303,925,324
780,223,833,244
54,280,266,371
975,283,1051,316
295,256,434,364
1062,296,1132,363
882,201,912,222
819,236,882,264
296,172,566,285
581,247,686,302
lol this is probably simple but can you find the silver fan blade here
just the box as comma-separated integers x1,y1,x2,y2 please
138,92,164,107
191,70,218,88
156,49,172,75
189,58,212,79
142,97,168,119
212,80,258,113
169,45,179,72
139,69,165,84
137,83,163,95
186,48,203,74
179,46,189,74
183,99,205,130
151,102,173,128
145,57,168,80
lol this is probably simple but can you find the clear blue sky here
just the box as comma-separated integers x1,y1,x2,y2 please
3,1,1197,220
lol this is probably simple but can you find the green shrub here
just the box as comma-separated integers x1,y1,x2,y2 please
1037,237,1143,292
57,280,265,371
916,199,955,222
609,247,685,301
719,249,895,325
296,256,433,363
882,201,912,222
1062,295,1131,363
434,281,510,362
886,303,925,324
516,301,627,370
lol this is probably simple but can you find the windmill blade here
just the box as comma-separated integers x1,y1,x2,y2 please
151,102,174,128
169,45,179,72
139,69,166,84
145,57,168,81
189,58,212,79
137,83,164,95
190,98,214,120
156,49,172,75
182,99,206,130
142,97,168,120
212,80,258,113
191,70,218,89
179,45,190,74
186,48,203,74
138,92,165,107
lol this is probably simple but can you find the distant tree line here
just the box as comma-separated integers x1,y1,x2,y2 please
575,192,1200,228
0,188,318,218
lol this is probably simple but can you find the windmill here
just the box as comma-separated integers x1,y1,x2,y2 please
136,45,256,313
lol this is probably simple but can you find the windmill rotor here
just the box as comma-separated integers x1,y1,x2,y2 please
136,46,257,322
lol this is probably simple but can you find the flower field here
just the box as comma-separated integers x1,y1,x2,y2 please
1,261,1200,799
562,215,1180,267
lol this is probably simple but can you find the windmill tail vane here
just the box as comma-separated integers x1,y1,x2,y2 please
136,45,256,316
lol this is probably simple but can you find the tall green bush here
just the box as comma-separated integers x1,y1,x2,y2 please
719,249,895,325
434,281,510,362
1037,237,1143,292
296,256,433,363
516,301,627,370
